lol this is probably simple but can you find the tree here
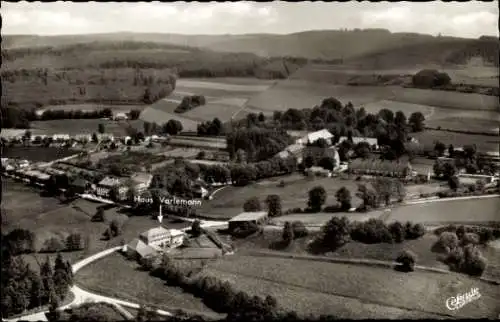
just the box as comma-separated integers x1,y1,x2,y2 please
109,219,122,237
291,221,308,238
143,122,151,136
91,132,99,143
164,120,183,135
448,175,460,191
318,156,335,171
129,109,141,120
308,186,327,212
304,155,315,169
265,194,282,217
448,144,454,158
243,197,261,212
412,69,451,88
396,250,417,272
191,219,203,237
434,141,446,157
258,112,265,122
408,112,425,132
98,123,105,134
394,111,407,129
282,222,294,244
319,216,351,251
434,161,456,180
354,142,371,158
335,187,352,211
388,222,406,243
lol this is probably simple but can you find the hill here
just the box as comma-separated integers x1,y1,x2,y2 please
3,30,498,68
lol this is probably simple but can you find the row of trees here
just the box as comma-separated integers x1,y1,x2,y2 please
309,216,425,253
39,108,113,121
2,228,85,255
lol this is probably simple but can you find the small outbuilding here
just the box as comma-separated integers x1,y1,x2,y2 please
228,211,269,231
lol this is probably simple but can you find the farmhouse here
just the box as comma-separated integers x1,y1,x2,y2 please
138,226,186,249
276,143,305,162
337,136,379,150
52,134,71,142
348,159,412,178
95,176,128,200
130,172,153,193
114,112,128,121
228,211,269,231
124,238,157,260
295,129,333,145
457,173,498,186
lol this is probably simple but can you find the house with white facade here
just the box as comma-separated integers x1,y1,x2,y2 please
95,176,127,200
295,129,334,146
114,112,129,121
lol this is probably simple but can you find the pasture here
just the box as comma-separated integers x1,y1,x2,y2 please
140,77,274,127
376,197,500,225
199,174,363,219
75,252,221,318
412,130,500,153
199,254,500,319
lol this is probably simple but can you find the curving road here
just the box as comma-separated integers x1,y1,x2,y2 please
7,222,226,322
8,194,498,321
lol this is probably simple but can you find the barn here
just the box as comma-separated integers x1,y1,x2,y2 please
228,211,269,231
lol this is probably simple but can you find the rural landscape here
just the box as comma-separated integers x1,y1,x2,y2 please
1,2,499,322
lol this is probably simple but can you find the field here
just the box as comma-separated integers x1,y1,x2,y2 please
199,254,500,319
412,130,499,153
29,119,145,136
2,179,190,259
2,146,78,162
140,78,275,128
374,197,500,225
199,174,363,219
75,252,221,318
234,229,500,281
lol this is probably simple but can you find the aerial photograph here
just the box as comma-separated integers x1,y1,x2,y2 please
1,1,499,321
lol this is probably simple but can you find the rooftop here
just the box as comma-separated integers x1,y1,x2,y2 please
139,226,171,241
297,129,333,145
229,211,268,222
98,176,125,187
126,238,157,258
338,136,378,146
131,172,154,184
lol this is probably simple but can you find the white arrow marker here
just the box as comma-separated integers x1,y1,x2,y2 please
158,204,163,224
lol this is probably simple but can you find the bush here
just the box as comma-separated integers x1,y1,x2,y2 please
461,245,487,277
436,232,460,253
388,221,406,243
243,197,261,212
444,247,465,272
461,232,479,246
291,221,308,238
396,250,417,272
405,222,425,240
350,219,393,244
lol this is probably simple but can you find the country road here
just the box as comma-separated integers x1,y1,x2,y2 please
7,194,498,321
6,222,224,322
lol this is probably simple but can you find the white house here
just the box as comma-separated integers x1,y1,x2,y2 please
114,113,128,121
138,226,186,249
95,176,127,199
52,134,70,142
295,129,334,146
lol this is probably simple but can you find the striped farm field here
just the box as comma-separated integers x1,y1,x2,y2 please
198,254,500,319
140,77,274,126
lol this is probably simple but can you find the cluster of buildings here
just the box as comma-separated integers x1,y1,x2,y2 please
124,225,187,259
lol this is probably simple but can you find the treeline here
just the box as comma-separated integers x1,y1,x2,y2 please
197,118,224,136
445,38,499,67
39,108,114,120
175,95,206,113
309,216,425,254
226,127,292,162
137,253,328,322
1,106,36,128
1,240,73,318
2,228,85,255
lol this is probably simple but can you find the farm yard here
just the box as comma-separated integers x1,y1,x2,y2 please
198,174,363,219
140,78,275,128
199,254,500,319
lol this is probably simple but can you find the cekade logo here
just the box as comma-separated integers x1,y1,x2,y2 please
445,287,481,311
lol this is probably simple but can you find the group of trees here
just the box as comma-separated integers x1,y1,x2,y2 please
197,118,224,136
1,240,73,319
2,228,85,254
1,106,37,128
226,128,292,162
309,216,425,253
282,221,309,245
356,179,406,211
175,95,207,113
412,69,451,89
434,228,490,277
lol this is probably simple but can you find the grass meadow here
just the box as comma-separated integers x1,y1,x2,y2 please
198,254,500,319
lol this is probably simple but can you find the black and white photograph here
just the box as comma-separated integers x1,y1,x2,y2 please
1,1,499,321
